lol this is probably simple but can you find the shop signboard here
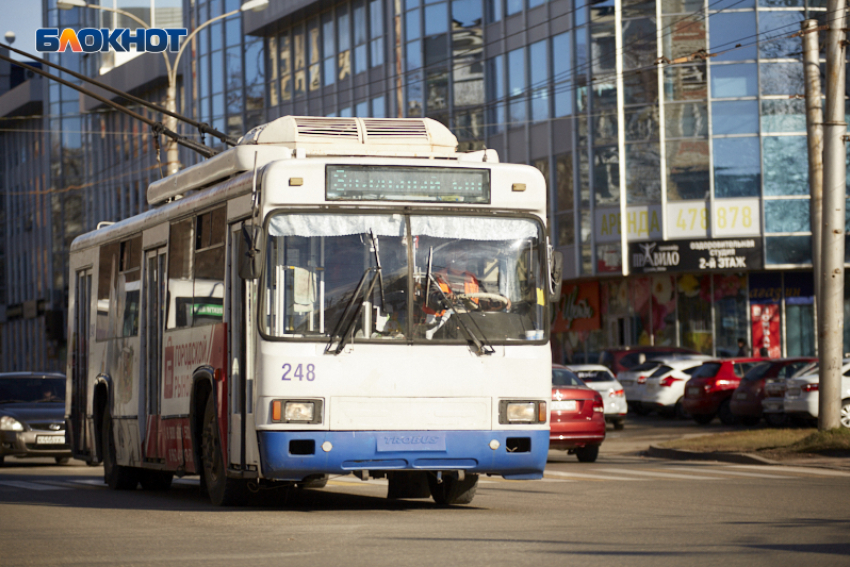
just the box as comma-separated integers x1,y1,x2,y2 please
628,238,763,274
552,282,601,333
751,303,781,358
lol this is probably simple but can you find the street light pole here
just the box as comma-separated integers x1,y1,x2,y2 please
58,0,269,175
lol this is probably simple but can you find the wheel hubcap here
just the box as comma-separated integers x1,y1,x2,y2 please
841,403,850,429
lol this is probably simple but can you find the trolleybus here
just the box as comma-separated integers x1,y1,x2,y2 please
66,116,563,506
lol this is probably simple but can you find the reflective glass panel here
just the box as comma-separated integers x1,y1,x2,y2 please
711,63,758,98
765,235,812,264
711,100,759,134
761,99,806,132
765,199,810,233
760,62,805,95
665,102,708,138
666,139,710,200
709,12,757,62
758,11,805,59
664,64,707,101
713,137,760,197
763,136,808,196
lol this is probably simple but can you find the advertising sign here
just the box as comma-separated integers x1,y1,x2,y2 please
552,282,601,333
751,303,781,358
628,238,763,274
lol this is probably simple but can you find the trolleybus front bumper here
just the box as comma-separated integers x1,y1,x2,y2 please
257,429,548,481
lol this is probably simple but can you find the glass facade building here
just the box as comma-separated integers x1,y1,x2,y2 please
3,0,850,369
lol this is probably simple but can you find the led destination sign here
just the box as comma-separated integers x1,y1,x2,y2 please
326,165,490,203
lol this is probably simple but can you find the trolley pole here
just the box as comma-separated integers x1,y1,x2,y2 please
818,0,846,431
802,20,823,338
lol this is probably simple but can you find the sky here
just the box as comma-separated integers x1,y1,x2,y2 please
3,1,42,60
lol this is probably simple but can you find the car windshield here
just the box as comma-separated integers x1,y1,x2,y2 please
743,362,772,381
0,377,65,403
552,368,585,387
573,370,614,382
691,362,722,378
262,213,544,343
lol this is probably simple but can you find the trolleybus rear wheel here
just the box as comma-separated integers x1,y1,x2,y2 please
427,472,478,506
102,410,139,490
201,395,247,506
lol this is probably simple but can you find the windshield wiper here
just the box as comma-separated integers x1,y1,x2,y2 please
428,273,495,356
0,399,28,404
325,238,385,355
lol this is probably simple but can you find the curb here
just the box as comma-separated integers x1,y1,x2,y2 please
645,445,779,465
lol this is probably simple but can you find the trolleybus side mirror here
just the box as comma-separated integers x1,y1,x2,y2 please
239,223,264,280
549,250,563,302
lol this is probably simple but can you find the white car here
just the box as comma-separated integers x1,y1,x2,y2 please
784,359,850,428
567,364,628,429
641,357,713,418
617,355,711,414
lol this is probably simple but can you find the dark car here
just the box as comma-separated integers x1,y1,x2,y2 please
550,366,606,462
730,358,817,426
682,358,765,425
0,372,71,465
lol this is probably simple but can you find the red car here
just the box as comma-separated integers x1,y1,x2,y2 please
730,358,816,426
550,365,606,462
682,358,765,425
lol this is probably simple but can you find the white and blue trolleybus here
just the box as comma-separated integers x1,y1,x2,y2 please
66,116,563,506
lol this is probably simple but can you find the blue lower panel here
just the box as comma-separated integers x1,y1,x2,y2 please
257,430,549,481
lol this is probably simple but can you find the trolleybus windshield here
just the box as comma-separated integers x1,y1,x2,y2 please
262,214,544,343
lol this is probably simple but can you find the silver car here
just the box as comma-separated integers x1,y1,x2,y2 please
0,372,71,466
567,364,628,429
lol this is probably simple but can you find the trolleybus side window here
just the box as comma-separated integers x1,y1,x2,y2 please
95,235,142,340
193,206,226,326
166,207,226,330
96,241,119,341
167,218,194,329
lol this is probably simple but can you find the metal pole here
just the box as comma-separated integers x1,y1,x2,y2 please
818,0,845,431
802,19,823,346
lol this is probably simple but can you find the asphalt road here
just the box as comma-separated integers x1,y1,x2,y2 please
1,416,848,567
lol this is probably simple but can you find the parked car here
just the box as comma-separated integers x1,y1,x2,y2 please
0,372,71,465
588,346,702,376
762,361,819,427
730,358,817,426
618,354,710,414
641,357,714,419
566,364,627,430
682,358,765,425
784,359,850,428
550,366,606,462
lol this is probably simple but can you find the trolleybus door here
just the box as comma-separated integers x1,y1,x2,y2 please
71,268,92,456
142,247,167,461
228,225,247,467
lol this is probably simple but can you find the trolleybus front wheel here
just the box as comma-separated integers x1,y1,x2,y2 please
427,472,478,506
201,395,248,506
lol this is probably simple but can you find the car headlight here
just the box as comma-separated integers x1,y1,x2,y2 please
0,416,24,431
499,400,546,424
270,399,323,424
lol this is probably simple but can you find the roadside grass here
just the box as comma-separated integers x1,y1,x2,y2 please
659,427,850,456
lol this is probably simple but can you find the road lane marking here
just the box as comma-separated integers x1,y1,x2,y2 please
596,468,719,480
0,480,66,491
666,467,790,480
544,470,647,481
728,465,850,477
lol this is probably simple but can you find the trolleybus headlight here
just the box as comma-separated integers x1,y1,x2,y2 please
498,400,546,424
270,400,324,424
506,402,536,423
